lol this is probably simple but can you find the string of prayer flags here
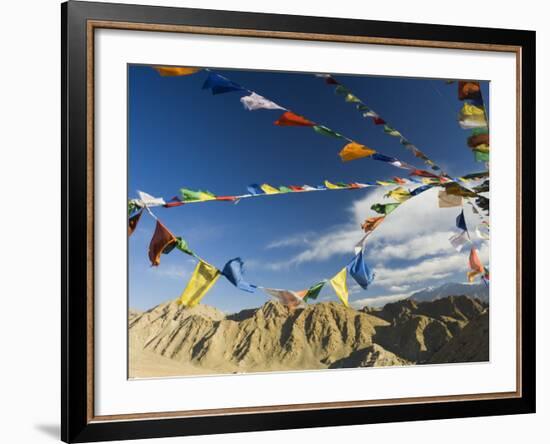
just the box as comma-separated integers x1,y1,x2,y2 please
338,142,376,162
262,288,306,308
330,268,349,307
347,250,375,289
178,260,221,307
202,72,245,95
148,220,177,266
222,258,256,293
302,281,326,302
154,66,201,77
371,202,400,215
240,92,285,111
385,187,412,203
438,189,463,208
128,210,142,236
466,247,485,282
449,230,470,252
274,111,314,127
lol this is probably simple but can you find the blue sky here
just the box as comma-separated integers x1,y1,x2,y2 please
128,65,489,312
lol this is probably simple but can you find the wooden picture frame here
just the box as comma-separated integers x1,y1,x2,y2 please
62,1,536,442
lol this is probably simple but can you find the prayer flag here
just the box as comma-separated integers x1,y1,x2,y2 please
449,230,470,252
443,182,478,197
289,185,304,191
335,85,349,95
240,92,285,111
302,281,325,302
274,111,315,127
128,210,142,236
324,180,343,190
467,133,490,148
456,210,468,231
438,190,463,208
383,125,402,137
467,247,484,282
354,233,369,255
222,258,256,293
363,111,378,118
148,220,177,266
174,236,194,256
279,186,292,193
474,149,490,162
180,188,216,202
338,142,376,162
410,184,433,196
247,184,264,195
313,125,344,138
371,203,400,215
372,153,399,164
347,250,375,289
345,93,361,103
385,187,411,203
178,260,221,307
154,66,201,76
262,288,305,308
137,190,166,207
260,184,280,194
458,81,482,100
330,268,349,307
373,117,386,125
202,72,244,95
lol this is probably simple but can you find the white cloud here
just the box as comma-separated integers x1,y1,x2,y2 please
147,259,196,280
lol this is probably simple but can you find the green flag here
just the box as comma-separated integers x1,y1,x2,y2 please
303,281,325,302
371,203,400,215
313,125,344,139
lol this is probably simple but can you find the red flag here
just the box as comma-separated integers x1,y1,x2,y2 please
289,185,304,191
325,76,339,85
128,210,142,236
373,117,386,125
148,220,177,266
467,133,489,148
458,81,481,100
274,111,315,127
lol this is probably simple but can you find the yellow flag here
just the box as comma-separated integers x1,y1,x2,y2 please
460,103,485,117
330,268,349,307
324,180,342,190
474,143,490,153
178,261,220,307
260,184,280,194
154,66,201,76
376,180,394,186
385,187,411,202
339,142,376,162
197,192,216,201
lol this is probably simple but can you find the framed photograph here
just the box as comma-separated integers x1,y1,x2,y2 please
62,1,535,442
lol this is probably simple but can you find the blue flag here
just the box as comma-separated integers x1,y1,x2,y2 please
202,72,245,95
372,153,399,163
410,184,432,196
247,184,264,195
222,258,256,293
456,210,468,231
346,250,375,290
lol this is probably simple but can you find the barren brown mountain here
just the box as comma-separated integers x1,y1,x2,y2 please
129,295,488,378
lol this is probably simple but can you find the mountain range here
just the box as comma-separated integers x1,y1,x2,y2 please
129,292,489,378
409,282,489,303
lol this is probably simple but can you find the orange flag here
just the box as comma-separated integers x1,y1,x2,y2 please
467,247,484,282
148,220,177,266
361,216,385,233
338,142,376,162
458,81,481,100
154,66,201,76
128,210,142,236
274,111,314,127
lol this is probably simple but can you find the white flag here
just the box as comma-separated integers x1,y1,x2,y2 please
136,190,165,207
449,230,470,252
240,92,285,111
262,288,305,308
